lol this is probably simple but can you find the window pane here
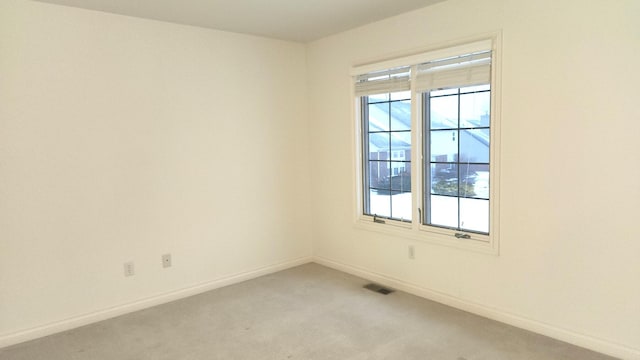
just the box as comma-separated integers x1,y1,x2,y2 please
390,162,410,192
430,163,458,196
460,91,490,128
460,164,489,199
430,130,458,162
390,149,411,162
391,192,412,221
368,93,389,103
369,161,389,190
369,190,391,217
390,100,411,130
390,131,411,155
368,103,389,132
429,195,458,228
460,198,489,233
460,129,489,163
429,95,458,129
368,132,389,154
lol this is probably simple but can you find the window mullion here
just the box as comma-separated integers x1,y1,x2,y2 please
410,64,421,230
387,100,392,219
457,88,461,231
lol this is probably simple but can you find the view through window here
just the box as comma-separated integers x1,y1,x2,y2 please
362,91,412,221
424,85,490,234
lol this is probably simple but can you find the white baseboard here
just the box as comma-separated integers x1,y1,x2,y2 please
0,256,313,349
313,256,640,360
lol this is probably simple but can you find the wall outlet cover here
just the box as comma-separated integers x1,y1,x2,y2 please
124,262,135,277
162,254,172,268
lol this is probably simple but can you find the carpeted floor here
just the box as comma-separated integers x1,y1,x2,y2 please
0,263,616,359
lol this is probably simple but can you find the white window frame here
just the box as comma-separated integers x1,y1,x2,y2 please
352,33,502,255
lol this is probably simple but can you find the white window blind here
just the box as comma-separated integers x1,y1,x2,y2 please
354,66,410,97
415,50,491,92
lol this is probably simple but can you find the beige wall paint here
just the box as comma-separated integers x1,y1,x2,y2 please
307,0,640,357
0,0,311,338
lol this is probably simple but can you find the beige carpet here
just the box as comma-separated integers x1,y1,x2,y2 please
0,263,616,359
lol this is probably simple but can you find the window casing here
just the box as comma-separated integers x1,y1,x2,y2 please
353,37,500,253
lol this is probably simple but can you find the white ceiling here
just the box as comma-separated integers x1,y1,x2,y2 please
34,0,446,42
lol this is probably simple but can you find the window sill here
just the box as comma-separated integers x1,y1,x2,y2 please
355,216,499,255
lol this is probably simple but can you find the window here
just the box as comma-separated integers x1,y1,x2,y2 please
362,90,412,222
354,37,500,251
424,84,491,234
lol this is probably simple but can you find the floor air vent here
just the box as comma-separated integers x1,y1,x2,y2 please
363,283,394,295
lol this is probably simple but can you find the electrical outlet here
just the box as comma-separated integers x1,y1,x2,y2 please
162,254,172,268
408,245,415,260
124,261,135,277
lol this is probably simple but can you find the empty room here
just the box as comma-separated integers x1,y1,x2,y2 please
1,0,639,359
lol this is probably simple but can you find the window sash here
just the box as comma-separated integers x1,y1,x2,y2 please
422,88,491,235
361,94,413,222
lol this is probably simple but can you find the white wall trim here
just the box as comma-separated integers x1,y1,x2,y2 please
0,256,313,349
313,256,640,360
3,254,638,359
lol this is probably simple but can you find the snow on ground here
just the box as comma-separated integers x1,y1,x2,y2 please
369,171,489,233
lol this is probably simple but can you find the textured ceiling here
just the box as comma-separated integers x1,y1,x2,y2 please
34,0,446,42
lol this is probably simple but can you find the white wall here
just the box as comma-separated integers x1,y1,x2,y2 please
0,0,311,344
307,0,640,358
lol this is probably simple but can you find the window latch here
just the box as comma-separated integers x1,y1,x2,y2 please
454,232,471,239
373,214,386,224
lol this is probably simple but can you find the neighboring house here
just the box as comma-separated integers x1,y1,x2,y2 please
367,100,411,192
